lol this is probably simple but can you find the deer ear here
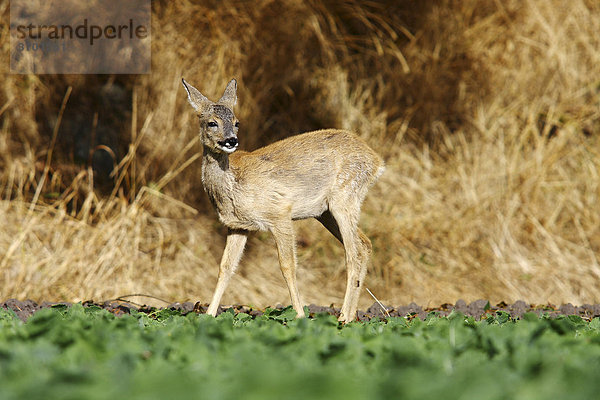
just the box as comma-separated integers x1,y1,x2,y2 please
182,78,211,112
218,79,237,108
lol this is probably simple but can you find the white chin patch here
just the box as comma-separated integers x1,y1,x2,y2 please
220,145,238,153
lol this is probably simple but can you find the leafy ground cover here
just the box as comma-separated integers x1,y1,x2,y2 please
1,304,599,400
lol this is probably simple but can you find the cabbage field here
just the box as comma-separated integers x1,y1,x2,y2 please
1,304,599,400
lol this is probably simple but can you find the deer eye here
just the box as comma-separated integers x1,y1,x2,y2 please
207,121,218,128
234,121,240,128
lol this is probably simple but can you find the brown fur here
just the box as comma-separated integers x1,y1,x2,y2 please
182,78,384,322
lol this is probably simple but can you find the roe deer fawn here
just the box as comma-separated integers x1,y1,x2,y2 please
182,78,384,322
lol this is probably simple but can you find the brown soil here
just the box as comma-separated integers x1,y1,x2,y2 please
3,299,600,323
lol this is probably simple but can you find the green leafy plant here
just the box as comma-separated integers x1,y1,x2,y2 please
1,306,600,400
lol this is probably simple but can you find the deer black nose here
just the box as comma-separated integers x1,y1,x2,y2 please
224,137,238,148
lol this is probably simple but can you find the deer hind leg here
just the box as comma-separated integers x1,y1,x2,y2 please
329,203,372,323
207,230,248,316
355,228,372,309
271,219,306,318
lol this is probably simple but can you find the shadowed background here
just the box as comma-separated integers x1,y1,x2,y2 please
1,0,599,309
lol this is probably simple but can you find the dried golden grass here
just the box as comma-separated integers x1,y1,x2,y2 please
0,0,599,308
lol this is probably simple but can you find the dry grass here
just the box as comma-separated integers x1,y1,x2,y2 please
1,0,599,308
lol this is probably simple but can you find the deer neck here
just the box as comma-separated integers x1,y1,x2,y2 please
201,147,236,209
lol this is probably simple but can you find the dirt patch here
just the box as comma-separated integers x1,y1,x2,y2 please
2,299,600,322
